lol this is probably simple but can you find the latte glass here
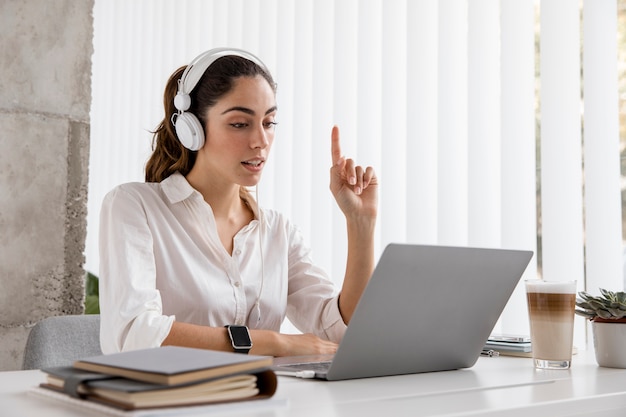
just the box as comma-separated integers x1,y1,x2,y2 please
525,280,577,369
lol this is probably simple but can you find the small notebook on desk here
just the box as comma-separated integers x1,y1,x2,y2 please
38,346,277,411
485,335,532,353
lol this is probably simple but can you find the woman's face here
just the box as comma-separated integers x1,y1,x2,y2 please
200,75,277,187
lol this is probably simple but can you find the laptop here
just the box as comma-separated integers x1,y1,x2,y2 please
272,243,533,380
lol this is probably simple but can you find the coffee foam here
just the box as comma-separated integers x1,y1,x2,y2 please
525,280,576,294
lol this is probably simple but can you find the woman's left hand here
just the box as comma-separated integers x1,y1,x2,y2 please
329,126,378,221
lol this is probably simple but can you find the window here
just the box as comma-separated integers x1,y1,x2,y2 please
88,0,623,345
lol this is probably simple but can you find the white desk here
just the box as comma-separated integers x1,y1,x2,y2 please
3,350,626,417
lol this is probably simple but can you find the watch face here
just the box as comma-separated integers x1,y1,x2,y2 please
229,325,252,348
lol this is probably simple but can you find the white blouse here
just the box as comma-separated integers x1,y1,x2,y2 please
98,172,346,354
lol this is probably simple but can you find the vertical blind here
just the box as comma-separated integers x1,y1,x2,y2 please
87,0,622,344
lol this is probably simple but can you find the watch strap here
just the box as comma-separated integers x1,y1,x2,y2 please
233,347,250,354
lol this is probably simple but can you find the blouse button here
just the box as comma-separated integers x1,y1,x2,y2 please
234,281,241,287
235,249,242,256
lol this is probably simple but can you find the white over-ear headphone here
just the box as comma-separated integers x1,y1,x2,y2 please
172,47,270,151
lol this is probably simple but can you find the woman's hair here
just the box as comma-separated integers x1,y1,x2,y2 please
145,55,276,183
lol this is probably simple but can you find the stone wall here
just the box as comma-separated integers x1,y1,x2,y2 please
0,0,93,370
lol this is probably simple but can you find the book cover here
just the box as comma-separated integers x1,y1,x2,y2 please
41,365,278,410
72,346,273,385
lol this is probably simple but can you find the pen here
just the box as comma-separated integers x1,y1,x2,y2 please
481,349,499,357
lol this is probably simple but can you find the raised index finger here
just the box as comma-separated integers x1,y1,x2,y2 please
331,125,342,166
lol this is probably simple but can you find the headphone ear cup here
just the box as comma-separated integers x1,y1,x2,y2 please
174,112,205,151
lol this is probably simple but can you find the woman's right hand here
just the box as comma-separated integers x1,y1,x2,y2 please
250,330,338,357
277,333,339,357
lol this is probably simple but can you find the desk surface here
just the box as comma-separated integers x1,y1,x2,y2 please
2,350,626,417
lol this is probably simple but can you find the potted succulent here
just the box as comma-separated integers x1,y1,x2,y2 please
575,288,626,368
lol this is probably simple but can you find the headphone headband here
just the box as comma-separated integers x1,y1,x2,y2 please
177,47,269,98
172,47,269,151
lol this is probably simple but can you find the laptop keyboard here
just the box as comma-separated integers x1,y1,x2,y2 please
282,361,332,372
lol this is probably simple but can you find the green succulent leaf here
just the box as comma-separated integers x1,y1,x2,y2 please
596,309,614,319
588,299,608,310
600,288,615,300
576,288,626,320
575,310,595,319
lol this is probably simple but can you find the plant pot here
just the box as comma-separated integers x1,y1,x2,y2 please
592,320,626,368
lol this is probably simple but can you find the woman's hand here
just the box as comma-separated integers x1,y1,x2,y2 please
250,331,338,357
329,125,378,324
329,126,378,221
276,333,338,357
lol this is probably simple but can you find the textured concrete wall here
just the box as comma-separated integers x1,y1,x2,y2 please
0,0,93,370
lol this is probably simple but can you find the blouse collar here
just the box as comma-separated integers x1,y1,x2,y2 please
161,171,260,220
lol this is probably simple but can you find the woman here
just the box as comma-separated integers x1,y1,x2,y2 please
99,48,378,356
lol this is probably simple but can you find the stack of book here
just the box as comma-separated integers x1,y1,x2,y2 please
35,346,277,412
484,334,532,357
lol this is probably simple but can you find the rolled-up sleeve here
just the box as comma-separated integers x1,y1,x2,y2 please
99,186,174,353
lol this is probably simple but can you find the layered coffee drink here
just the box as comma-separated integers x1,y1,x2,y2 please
525,280,576,369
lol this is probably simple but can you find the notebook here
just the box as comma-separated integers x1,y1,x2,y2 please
272,243,533,380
